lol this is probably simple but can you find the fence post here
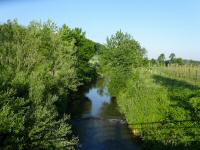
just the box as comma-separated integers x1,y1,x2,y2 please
195,70,198,85
188,68,191,79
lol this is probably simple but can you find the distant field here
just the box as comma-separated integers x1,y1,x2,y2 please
155,65,200,85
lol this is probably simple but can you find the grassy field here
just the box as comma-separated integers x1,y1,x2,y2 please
157,65,200,85
114,67,200,149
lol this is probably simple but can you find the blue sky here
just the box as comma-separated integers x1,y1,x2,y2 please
0,0,200,60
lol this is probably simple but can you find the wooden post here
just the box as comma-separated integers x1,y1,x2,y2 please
196,70,198,85
188,68,190,79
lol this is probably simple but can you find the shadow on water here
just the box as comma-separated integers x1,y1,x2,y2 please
69,78,140,150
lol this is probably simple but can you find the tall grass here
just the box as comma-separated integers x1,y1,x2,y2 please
157,65,200,85
113,67,200,149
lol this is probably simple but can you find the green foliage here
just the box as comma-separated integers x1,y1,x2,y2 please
111,68,200,149
0,20,97,149
173,58,184,65
158,53,166,65
100,31,145,74
99,30,200,149
99,31,146,96
169,53,176,62
59,25,99,84
117,69,169,124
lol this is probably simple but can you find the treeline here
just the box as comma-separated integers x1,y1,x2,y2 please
150,53,184,66
150,53,200,66
99,31,200,149
0,20,99,149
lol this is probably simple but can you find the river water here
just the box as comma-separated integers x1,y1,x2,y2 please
69,79,140,150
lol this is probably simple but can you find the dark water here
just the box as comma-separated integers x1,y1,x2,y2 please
70,79,140,150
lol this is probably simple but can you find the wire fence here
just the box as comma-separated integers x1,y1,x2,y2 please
130,65,200,144
128,119,200,142
154,65,200,85
129,119,200,129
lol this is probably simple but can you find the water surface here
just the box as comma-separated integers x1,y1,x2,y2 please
70,79,140,150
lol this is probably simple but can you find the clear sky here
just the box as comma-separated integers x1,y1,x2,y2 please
0,0,200,60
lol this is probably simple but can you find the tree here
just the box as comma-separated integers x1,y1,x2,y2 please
99,31,145,95
0,20,98,149
158,53,166,65
59,25,98,84
169,53,176,63
174,58,184,65
101,31,145,72
150,58,158,66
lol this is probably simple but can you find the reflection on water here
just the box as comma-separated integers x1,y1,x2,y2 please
70,79,140,150
85,87,110,117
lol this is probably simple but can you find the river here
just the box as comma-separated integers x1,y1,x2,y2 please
69,79,140,150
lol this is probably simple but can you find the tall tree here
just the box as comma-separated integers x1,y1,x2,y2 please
101,31,145,72
158,53,166,64
99,31,145,95
169,53,176,62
